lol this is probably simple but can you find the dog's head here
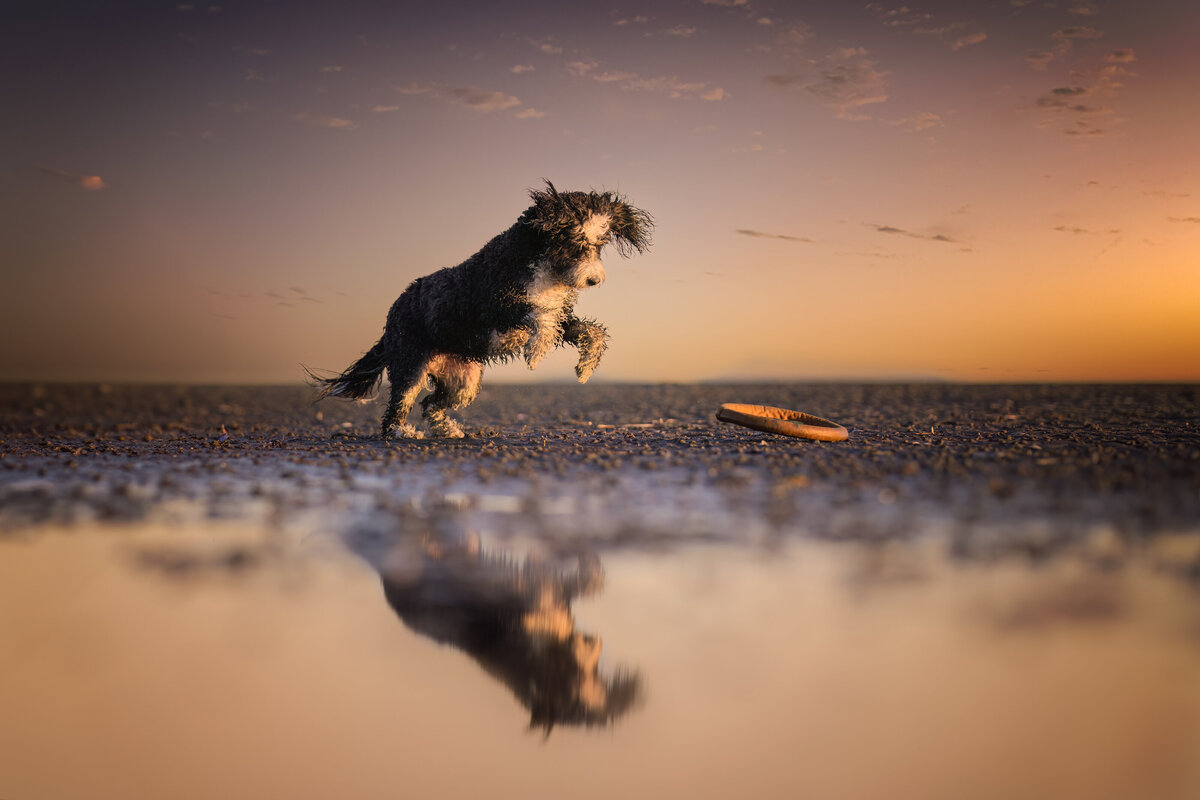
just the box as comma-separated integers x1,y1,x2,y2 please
525,180,654,290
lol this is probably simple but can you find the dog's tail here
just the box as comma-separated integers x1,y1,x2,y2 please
305,340,388,401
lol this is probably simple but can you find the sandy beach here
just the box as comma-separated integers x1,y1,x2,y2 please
3,382,1197,553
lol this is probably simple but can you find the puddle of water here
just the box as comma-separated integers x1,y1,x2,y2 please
1,522,1199,800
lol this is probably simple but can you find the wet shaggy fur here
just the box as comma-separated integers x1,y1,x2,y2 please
309,181,652,438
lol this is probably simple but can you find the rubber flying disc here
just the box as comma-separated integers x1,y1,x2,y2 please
716,403,849,442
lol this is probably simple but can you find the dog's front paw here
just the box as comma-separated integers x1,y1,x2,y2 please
575,361,597,383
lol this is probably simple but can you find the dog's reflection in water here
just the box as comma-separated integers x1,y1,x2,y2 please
372,530,641,732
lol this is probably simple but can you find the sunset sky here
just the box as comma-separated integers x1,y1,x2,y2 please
3,0,1198,383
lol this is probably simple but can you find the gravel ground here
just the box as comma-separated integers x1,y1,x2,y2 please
1,382,1198,567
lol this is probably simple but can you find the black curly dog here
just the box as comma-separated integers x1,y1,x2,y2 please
309,181,652,438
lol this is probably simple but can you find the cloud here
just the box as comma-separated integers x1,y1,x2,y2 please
887,111,943,131
869,223,956,243
372,105,400,112
1054,225,1120,234
1025,50,1055,70
701,0,748,6
511,64,535,74
1035,86,1108,113
950,31,987,51
1168,217,1200,224
736,229,813,243
666,25,697,38
514,107,547,119
1069,2,1098,16
866,3,933,28
40,168,106,190
1052,26,1103,54
1034,47,1136,136
294,112,356,129
566,59,725,100
614,16,648,25
768,48,889,121
532,39,563,55
398,81,522,112
320,65,344,73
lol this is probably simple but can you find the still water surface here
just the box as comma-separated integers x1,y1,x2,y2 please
2,517,1199,800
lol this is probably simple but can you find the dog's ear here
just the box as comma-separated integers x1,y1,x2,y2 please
528,179,588,234
607,200,654,257
528,179,566,233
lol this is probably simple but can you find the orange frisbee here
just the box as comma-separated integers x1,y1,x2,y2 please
715,403,849,442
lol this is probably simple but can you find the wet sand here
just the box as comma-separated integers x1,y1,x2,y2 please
2,382,1197,558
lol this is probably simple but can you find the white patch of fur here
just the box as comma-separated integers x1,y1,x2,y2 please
580,213,611,245
524,260,576,369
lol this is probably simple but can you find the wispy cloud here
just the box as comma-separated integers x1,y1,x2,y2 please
887,111,943,131
866,3,933,28
767,47,889,121
399,82,521,112
1025,50,1055,71
294,112,356,129
320,65,344,73
949,31,987,51
1034,49,1136,137
911,22,989,51
1069,2,1099,16
1052,25,1104,54
736,229,813,243
753,22,814,53
869,223,956,243
666,25,697,38
511,64,535,74
397,81,545,118
372,105,399,113
40,168,106,190
1054,225,1121,234
1167,217,1200,224
566,59,725,101
531,39,563,55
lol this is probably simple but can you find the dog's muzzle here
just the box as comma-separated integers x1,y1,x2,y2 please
571,259,606,289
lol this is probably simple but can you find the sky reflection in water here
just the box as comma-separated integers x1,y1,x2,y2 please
1,509,1198,800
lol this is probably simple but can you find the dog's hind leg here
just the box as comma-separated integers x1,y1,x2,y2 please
562,316,609,384
421,355,483,438
381,355,431,439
